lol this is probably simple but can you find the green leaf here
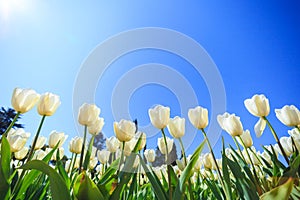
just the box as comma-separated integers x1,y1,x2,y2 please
74,172,105,200
14,143,59,199
20,160,71,200
57,160,71,189
0,136,11,199
221,138,233,200
260,178,294,200
173,139,206,199
139,155,167,200
83,136,95,170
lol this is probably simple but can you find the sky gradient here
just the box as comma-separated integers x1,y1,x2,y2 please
1,0,300,158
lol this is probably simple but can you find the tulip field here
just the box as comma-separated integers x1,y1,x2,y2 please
1,88,300,200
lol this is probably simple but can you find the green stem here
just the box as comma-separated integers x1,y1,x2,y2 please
232,136,246,161
79,125,87,172
26,115,46,162
201,129,224,187
68,153,74,175
296,126,300,133
178,138,194,200
161,128,172,200
117,141,125,174
263,117,289,164
2,112,20,137
11,115,46,199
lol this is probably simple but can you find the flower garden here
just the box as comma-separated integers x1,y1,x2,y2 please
0,88,300,199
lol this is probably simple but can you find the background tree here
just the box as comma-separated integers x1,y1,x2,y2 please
0,107,24,135
152,142,178,167
93,132,106,150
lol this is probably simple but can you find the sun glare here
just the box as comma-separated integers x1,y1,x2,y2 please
0,0,28,21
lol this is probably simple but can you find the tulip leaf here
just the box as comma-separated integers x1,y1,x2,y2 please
20,160,71,200
74,172,105,200
14,143,59,200
173,139,206,199
221,138,233,200
0,136,11,199
83,136,95,171
260,178,294,200
57,159,71,189
139,155,168,200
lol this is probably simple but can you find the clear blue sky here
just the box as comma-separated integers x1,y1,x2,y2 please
1,0,300,158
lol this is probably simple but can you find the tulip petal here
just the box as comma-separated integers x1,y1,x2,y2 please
254,118,266,137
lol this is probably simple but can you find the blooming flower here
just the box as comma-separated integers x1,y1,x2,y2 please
148,105,170,129
167,116,185,139
37,92,61,116
11,88,40,113
217,112,243,137
188,106,209,129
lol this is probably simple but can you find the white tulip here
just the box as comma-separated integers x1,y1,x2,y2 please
7,128,30,152
33,149,47,160
144,149,156,163
37,92,61,116
244,94,270,117
121,138,137,156
254,118,267,137
203,153,213,170
106,136,120,153
238,130,253,148
217,112,243,137
48,131,68,148
97,149,110,164
89,157,98,169
69,137,83,154
188,106,209,129
148,105,170,129
11,88,40,113
88,117,105,135
14,147,29,160
167,116,185,139
176,159,186,171
78,103,101,126
34,136,46,150
113,119,136,142
279,136,293,157
132,155,140,168
157,137,173,155
275,105,300,127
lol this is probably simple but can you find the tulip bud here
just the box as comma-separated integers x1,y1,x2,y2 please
244,94,270,117
11,88,40,113
106,136,120,153
97,149,110,164
14,147,29,160
275,105,300,127
167,116,185,139
188,106,209,129
88,117,105,135
7,129,30,152
37,92,61,116
238,130,253,148
148,105,170,129
69,137,83,154
157,137,173,155
217,112,243,137
48,131,68,148
78,103,100,126
144,149,155,163
34,136,46,150
288,128,300,151
113,119,136,142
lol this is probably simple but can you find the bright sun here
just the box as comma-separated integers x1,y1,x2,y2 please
0,0,28,21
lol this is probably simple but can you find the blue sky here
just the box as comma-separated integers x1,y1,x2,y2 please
1,0,300,158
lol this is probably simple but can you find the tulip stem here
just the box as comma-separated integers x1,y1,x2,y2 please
161,128,172,200
117,141,125,175
79,125,87,172
2,112,21,138
232,137,246,161
27,115,46,162
238,136,260,186
178,138,194,200
200,129,225,190
296,126,300,133
263,117,289,164
68,153,74,175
